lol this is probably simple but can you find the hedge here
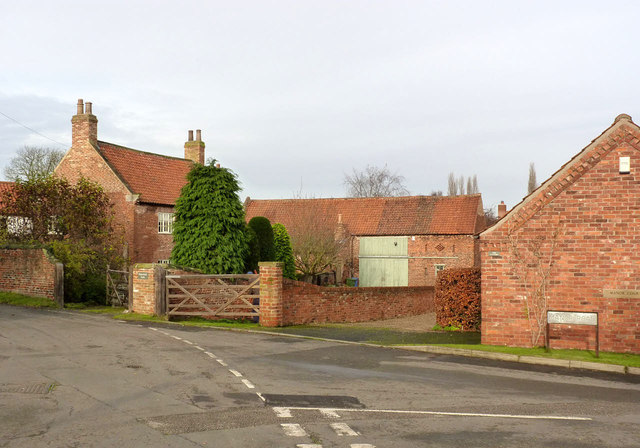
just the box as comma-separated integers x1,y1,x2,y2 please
434,267,481,331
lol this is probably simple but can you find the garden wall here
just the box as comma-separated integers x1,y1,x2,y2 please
0,248,63,305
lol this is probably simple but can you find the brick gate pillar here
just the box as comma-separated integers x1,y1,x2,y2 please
259,262,283,327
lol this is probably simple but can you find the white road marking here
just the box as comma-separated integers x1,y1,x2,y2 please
320,409,341,418
183,340,193,345
297,445,322,448
229,369,243,377
273,407,292,418
117,320,126,323
204,351,217,358
241,379,255,389
171,336,182,340
160,332,169,335
149,327,158,331
281,423,307,437
279,407,592,421
256,392,266,402
194,346,205,351
216,359,228,367
331,422,359,436
350,445,376,448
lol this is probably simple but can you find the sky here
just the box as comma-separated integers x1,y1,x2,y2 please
2,0,639,212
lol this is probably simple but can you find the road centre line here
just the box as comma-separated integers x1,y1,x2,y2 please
229,369,243,377
194,346,205,351
242,379,255,389
183,340,193,345
276,407,592,421
216,359,228,367
204,351,217,358
171,336,182,340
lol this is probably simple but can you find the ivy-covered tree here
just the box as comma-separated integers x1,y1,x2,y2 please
171,161,248,273
272,223,296,279
0,176,124,303
248,216,275,262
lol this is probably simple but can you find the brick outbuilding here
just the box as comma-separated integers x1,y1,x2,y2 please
245,195,486,286
480,114,640,353
55,99,203,263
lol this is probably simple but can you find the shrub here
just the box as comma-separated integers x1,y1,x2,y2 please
172,160,248,274
272,223,296,279
248,216,275,262
244,225,260,273
434,267,481,331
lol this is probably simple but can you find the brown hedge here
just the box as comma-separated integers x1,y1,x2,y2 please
434,267,481,331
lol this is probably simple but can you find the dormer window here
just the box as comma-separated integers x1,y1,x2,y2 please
158,212,174,234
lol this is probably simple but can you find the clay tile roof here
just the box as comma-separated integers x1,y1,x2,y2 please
245,195,485,236
97,141,193,205
0,181,15,196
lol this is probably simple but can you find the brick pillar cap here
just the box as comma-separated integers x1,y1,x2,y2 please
259,261,284,268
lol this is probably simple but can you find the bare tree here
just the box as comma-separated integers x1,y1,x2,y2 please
4,146,65,182
344,164,409,197
448,172,479,196
528,162,538,194
288,201,348,282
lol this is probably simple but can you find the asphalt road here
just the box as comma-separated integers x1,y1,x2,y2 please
1,305,639,448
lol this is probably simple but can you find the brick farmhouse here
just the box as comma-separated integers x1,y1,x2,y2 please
55,99,203,263
245,195,486,287
481,114,640,354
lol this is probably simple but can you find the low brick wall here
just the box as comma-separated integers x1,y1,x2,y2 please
0,248,62,303
281,279,434,325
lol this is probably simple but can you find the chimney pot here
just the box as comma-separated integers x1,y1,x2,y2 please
188,130,193,141
77,99,84,115
85,102,92,114
196,129,202,141
215,163,220,168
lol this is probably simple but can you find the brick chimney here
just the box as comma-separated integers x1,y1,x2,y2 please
184,129,205,164
71,99,98,148
498,201,507,219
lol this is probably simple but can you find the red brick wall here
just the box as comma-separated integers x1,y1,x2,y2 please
133,204,175,263
281,279,434,325
0,249,56,300
348,235,477,287
481,127,640,353
131,265,156,315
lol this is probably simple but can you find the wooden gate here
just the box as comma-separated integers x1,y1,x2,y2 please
106,269,131,307
166,274,260,318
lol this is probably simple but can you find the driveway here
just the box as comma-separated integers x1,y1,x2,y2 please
1,305,639,447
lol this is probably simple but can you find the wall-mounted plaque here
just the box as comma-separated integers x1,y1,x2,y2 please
603,289,640,299
137,272,149,280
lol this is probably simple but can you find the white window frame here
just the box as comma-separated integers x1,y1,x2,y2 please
435,264,446,275
158,212,174,234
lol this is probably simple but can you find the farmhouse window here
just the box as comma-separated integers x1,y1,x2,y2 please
435,264,446,275
158,212,174,234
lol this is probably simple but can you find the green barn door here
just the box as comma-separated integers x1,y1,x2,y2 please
359,236,409,287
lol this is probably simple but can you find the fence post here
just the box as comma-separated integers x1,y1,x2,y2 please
259,262,284,327
54,262,64,307
154,265,167,316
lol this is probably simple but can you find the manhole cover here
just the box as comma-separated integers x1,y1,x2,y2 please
0,383,54,394
262,394,364,408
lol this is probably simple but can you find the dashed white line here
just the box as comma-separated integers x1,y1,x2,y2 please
350,445,376,448
256,392,266,402
171,336,182,340
149,327,158,331
229,369,243,377
183,340,193,345
281,423,307,437
204,351,217,358
320,409,341,418
296,445,322,448
241,379,255,389
273,407,293,418
331,422,359,436
194,346,205,351
216,359,228,367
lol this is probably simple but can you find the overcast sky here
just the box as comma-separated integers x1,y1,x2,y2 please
2,0,639,211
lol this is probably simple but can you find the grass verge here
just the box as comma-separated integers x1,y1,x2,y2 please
0,291,59,308
111,312,261,329
432,343,640,368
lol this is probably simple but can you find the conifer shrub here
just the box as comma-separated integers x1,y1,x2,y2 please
434,267,481,331
272,223,296,279
244,225,260,273
171,161,248,273
248,216,275,262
